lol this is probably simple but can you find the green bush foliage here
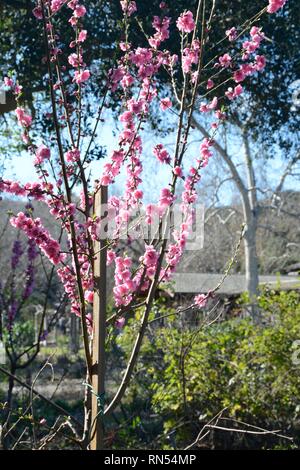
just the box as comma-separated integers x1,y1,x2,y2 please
116,290,300,449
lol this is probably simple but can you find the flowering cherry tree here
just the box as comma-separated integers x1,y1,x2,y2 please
0,0,288,449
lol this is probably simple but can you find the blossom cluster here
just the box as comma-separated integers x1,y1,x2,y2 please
0,0,289,332
10,212,65,265
267,0,287,13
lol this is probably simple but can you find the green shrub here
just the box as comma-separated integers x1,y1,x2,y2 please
116,290,300,449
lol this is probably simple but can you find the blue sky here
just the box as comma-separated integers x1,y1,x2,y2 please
2,109,298,208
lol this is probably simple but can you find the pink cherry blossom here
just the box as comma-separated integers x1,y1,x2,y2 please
10,213,65,265
226,27,237,41
194,293,208,307
209,96,218,110
127,98,144,114
153,144,171,164
159,188,175,208
149,16,170,47
225,84,243,100
176,11,195,33
173,166,183,177
34,145,51,165
113,255,136,306
51,0,64,13
199,102,209,113
32,6,43,19
160,97,172,111
74,69,90,84
67,1,77,10
120,0,137,17
115,317,126,329
107,249,116,266
119,42,128,51
65,148,81,162
255,55,266,71
15,84,23,95
142,245,159,268
74,4,86,18
233,69,246,83
218,53,232,68
200,97,218,113
234,84,243,96
85,291,94,303
121,73,134,89
119,111,133,123
267,0,287,14
133,189,143,200
68,53,83,68
250,26,265,43
200,138,213,162
4,77,14,87
15,107,32,127
78,30,87,42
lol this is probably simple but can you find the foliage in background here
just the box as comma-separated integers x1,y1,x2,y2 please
1,0,299,147
115,290,300,449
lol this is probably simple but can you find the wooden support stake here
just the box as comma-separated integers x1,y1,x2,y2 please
91,185,107,450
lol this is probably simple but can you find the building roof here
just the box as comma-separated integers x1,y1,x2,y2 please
173,273,300,295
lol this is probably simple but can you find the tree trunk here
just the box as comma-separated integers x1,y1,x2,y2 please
243,212,260,321
191,116,261,320
242,128,260,322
